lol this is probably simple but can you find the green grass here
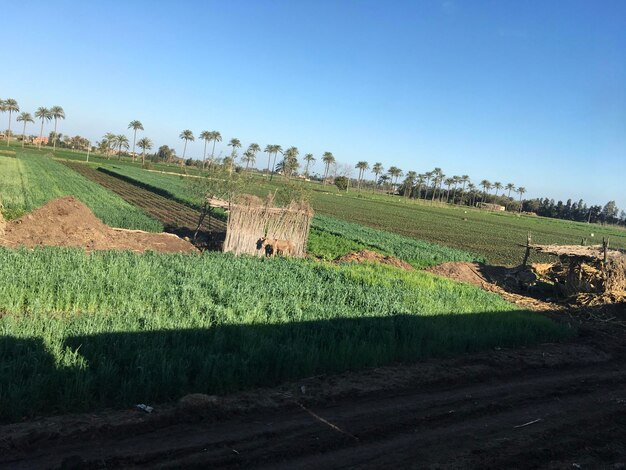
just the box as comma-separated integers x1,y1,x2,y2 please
0,152,163,231
0,246,571,422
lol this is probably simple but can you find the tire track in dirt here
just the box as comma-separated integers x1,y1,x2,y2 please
62,161,226,240
2,322,625,469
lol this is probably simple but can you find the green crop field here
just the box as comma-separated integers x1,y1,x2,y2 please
95,163,626,265
0,152,162,231
0,246,571,421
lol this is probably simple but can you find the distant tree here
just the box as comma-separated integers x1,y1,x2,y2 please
199,131,212,167
50,106,65,152
128,120,143,160
103,132,116,158
480,179,492,202
372,162,384,190
34,107,52,150
227,138,241,173
387,166,402,191
415,173,426,199
467,183,477,206
16,112,34,148
401,171,417,198
137,137,153,165
334,176,349,191
156,144,176,162
303,153,315,177
322,152,335,183
505,183,515,198
264,144,283,179
178,130,195,166
114,134,129,158
379,174,391,192
207,131,222,165
516,187,526,212
282,146,299,178
241,149,255,172
493,181,503,197
355,161,369,191
2,99,19,147
444,177,455,202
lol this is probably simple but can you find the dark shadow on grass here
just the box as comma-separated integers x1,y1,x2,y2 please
0,311,571,423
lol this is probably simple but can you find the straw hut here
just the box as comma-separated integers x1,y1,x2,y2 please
217,195,313,257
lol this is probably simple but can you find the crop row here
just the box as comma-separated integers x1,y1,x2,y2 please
0,153,163,231
0,246,570,421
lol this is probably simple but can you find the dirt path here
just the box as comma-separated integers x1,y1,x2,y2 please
2,317,625,469
63,162,226,240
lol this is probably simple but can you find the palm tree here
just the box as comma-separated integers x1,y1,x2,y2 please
444,178,455,203
415,174,426,199
199,131,212,168
387,167,402,191
3,99,19,147
137,137,153,165
34,107,52,150
303,153,315,177
241,149,255,172
115,134,129,158
479,179,492,202
423,171,433,200
104,132,116,158
127,120,143,160
227,138,241,173
16,112,34,148
459,175,470,204
517,187,526,212
282,146,299,178
506,183,516,198
208,131,222,164
431,168,443,202
179,130,195,166
451,176,461,203
372,162,384,191
49,106,65,152
267,144,283,180
355,161,369,190
322,152,335,183
467,183,477,206
493,181,503,197
246,143,261,172
379,174,391,192
403,171,417,198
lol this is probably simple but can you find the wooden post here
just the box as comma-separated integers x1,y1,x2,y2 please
523,232,532,266
602,237,609,264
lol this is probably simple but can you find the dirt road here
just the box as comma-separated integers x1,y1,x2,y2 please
1,312,625,469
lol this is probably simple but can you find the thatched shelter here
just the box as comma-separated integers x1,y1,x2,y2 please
528,243,626,299
217,195,313,257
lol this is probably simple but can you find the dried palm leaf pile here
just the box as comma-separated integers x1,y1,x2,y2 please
530,244,626,304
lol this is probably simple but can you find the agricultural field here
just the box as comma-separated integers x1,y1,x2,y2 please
0,246,570,421
95,162,626,265
0,153,162,231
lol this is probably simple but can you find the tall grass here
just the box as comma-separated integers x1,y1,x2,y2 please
0,153,162,231
0,246,571,421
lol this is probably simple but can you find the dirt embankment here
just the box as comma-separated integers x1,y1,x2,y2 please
0,196,197,253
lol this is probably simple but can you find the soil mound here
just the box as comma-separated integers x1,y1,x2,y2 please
337,249,413,270
426,262,556,311
0,197,197,253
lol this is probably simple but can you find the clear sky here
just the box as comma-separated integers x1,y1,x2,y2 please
2,0,625,208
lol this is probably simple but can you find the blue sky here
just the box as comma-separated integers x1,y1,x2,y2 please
2,0,625,209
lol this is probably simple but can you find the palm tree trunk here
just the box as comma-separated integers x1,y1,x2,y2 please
52,118,57,151
38,119,44,150
22,122,26,148
202,140,208,168
182,141,188,167
6,111,12,147
132,129,137,161
210,140,217,163
270,152,278,181
142,150,145,165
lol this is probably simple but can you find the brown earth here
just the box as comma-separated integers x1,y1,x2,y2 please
0,196,197,253
337,249,414,270
1,309,625,470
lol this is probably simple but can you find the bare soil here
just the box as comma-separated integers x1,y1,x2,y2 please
337,249,414,270
0,196,197,254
